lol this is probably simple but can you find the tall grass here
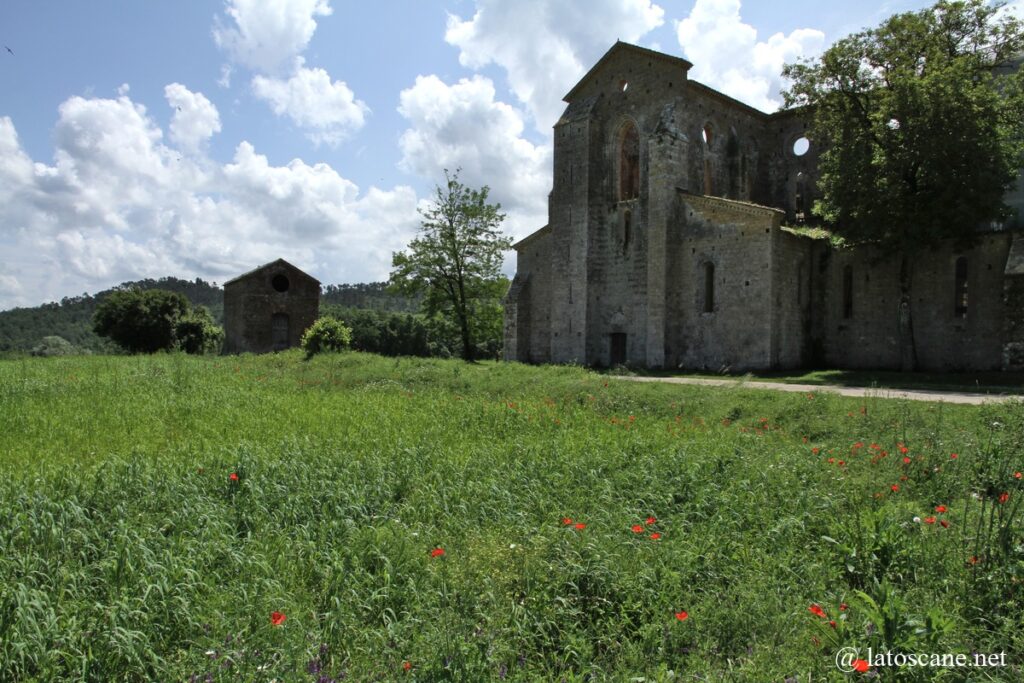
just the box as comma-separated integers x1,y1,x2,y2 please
0,352,1021,681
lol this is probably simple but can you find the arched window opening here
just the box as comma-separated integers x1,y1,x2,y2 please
619,123,640,200
954,257,968,318
842,265,853,319
795,172,807,223
703,262,715,313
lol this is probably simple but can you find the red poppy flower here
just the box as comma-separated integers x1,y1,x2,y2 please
403,661,411,671
839,603,848,612
899,446,909,454
998,492,1010,504
808,604,826,618
924,516,936,524
562,517,573,526
1015,472,1022,480
646,516,657,525
827,457,835,464
902,456,911,464
968,555,979,565
229,472,239,482
939,520,950,528
650,532,661,540
430,547,445,558
950,453,958,459
811,447,820,455
890,484,900,493
853,659,870,673
631,524,644,533
270,611,286,626
934,505,947,513
574,522,586,530
838,460,846,467
829,620,837,629
675,610,689,621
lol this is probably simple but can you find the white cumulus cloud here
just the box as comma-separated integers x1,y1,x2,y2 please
676,0,824,112
397,74,550,239
165,83,222,153
445,0,665,130
252,60,369,146
213,0,332,74
0,90,419,310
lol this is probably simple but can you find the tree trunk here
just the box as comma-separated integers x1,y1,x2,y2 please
455,278,474,361
898,254,917,372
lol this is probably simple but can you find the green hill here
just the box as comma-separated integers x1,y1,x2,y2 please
0,279,418,354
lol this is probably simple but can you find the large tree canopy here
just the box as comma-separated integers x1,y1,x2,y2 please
390,169,511,361
783,0,1024,251
93,288,222,354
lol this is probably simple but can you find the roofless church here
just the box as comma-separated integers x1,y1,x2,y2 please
503,42,1024,372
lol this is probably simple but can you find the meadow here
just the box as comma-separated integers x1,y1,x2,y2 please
0,352,1021,682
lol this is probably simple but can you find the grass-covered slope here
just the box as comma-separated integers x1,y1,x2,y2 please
0,353,1021,681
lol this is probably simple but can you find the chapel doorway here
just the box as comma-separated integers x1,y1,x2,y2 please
271,313,290,351
610,333,627,366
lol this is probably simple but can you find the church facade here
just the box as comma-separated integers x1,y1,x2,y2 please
504,42,1024,372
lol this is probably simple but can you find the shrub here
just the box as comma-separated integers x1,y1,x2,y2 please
30,335,84,357
174,306,223,355
301,317,353,357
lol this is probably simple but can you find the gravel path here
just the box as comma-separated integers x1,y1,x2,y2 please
613,375,1023,405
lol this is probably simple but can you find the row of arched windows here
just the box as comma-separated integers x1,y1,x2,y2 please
616,120,756,202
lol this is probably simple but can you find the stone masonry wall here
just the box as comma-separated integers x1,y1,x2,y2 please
816,234,1012,371
666,195,784,371
223,261,319,354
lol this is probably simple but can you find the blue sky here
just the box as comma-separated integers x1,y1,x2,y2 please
2,0,1019,309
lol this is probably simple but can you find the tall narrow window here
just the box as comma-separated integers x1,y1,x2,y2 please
842,265,853,319
702,123,713,196
703,262,715,313
726,133,740,199
622,209,632,254
954,256,968,318
619,123,639,200
795,172,806,223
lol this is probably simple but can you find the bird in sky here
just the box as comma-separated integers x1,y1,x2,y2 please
4,46,13,55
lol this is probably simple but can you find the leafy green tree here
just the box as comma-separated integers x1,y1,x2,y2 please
783,0,1024,369
93,288,224,354
300,317,353,357
390,169,511,361
93,289,190,353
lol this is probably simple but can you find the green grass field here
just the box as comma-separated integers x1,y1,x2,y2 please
1,352,1022,682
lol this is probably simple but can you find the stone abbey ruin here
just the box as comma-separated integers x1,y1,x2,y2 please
503,42,1024,372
